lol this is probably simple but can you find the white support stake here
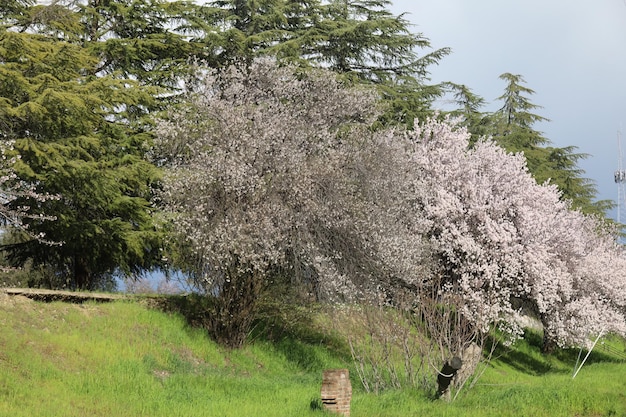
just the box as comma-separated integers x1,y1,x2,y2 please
572,330,604,379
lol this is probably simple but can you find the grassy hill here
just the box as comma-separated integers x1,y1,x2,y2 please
0,293,625,417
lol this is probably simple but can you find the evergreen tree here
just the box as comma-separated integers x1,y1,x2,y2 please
495,74,547,132
489,73,609,215
207,0,290,66
78,0,213,88
444,82,492,144
0,4,166,289
205,0,449,126
313,0,450,125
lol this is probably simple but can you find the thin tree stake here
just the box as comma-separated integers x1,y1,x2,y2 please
572,330,604,379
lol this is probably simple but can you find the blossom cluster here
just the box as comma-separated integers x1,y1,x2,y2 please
155,58,413,300
156,59,626,349
0,140,58,242
411,117,626,347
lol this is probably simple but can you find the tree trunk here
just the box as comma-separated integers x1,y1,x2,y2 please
74,255,90,290
540,314,557,354
541,331,557,354
208,265,265,348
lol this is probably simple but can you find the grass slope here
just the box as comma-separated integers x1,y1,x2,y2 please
0,294,624,417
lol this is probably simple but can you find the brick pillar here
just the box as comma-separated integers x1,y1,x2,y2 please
321,369,352,417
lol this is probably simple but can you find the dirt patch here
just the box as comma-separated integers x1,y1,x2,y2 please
175,346,207,369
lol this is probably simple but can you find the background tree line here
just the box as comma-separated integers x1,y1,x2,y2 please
0,0,622,374
0,0,452,288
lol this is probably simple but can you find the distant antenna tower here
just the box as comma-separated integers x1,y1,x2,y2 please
615,131,626,224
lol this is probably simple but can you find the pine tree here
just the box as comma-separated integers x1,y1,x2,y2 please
0,4,167,289
204,0,291,66
490,73,608,215
78,0,213,88
444,82,492,144
205,0,449,126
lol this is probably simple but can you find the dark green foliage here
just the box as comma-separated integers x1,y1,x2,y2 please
311,0,450,126
319,0,450,125
207,0,291,65
312,0,438,81
491,74,611,215
79,0,211,89
0,3,167,289
449,73,611,217
494,73,548,137
444,82,493,143
205,0,449,126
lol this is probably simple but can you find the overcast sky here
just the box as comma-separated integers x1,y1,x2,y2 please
389,0,626,220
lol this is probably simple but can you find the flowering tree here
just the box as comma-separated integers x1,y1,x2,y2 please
0,142,57,242
155,59,432,346
410,117,626,352
156,57,626,356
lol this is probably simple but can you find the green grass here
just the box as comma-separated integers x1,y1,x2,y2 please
0,295,624,417
0,296,344,417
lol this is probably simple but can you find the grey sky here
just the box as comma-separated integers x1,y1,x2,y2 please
389,0,626,219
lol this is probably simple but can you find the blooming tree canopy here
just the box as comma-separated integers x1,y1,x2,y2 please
0,142,57,243
155,59,433,345
410,117,626,349
157,58,626,350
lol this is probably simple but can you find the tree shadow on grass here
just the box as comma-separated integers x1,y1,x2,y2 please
490,330,579,375
493,331,556,375
493,330,626,377
141,293,351,373
141,293,216,329
552,338,626,366
248,301,352,373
